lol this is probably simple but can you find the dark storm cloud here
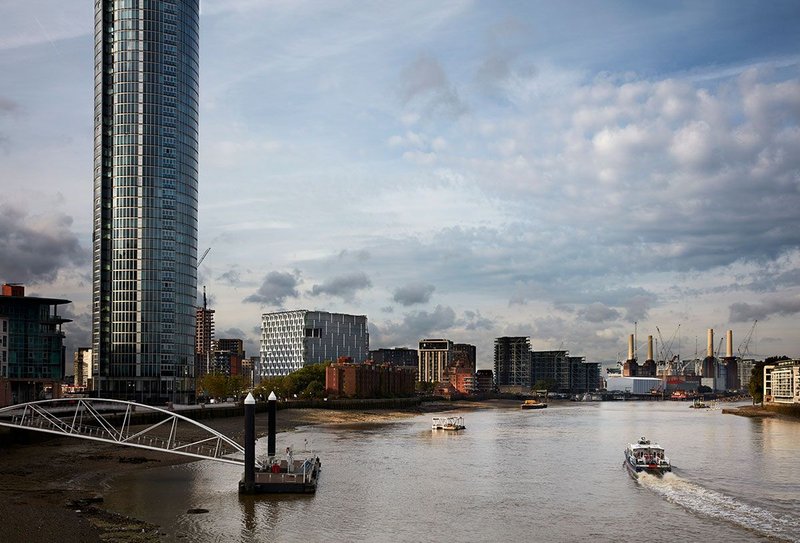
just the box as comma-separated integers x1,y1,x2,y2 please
243,270,300,306
392,283,435,306
729,298,800,323
309,272,371,301
60,305,91,365
0,204,86,283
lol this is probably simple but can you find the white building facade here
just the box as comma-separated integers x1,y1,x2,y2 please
418,339,453,383
764,360,800,404
259,310,369,378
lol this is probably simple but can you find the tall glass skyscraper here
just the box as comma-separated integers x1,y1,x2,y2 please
92,0,199,404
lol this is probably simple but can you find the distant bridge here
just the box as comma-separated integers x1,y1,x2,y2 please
0,398,262,468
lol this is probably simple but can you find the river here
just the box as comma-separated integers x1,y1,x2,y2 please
104,401,800,542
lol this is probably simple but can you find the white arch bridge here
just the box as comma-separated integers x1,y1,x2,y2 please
0,398,262,469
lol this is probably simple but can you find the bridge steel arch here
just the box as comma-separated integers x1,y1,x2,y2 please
0,398,262,469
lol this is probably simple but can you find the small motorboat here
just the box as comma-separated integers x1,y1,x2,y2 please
624,437,671,479
432,416,465,431
520,399,547,409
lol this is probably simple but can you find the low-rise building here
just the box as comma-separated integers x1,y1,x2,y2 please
474,369,494,393
325,361,415,398
0,284,71,406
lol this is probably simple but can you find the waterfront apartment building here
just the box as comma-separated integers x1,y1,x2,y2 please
369,347,418,367
418,339,453,383
531,349,600,393
325,361,415,399
453,343,477,372
0,284,71,407
494,337,531,389
259,310,369,378
91,0,200,404
474,369,495,393
764,360,800,404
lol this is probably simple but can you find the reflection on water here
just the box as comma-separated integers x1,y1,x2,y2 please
104,402,800,543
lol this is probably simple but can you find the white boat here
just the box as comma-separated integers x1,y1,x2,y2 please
432,416,465,431
624,437,671,479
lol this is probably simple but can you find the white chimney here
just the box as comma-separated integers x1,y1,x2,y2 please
628,334,635,361
647,335,654,361
727,330,733,358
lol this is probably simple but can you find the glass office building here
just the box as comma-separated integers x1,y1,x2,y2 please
92,0,199,404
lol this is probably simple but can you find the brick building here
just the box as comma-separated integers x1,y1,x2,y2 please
325,362,415,399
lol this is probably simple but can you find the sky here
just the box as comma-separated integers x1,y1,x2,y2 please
1,0,799,369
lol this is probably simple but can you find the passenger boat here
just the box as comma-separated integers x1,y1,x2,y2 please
689,399,710,409
624,437,671,479
520,399,547,409
432,416,465,431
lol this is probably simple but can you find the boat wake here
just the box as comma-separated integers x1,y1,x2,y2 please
638,473,800,543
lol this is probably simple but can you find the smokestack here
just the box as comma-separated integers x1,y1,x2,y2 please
628,334,635,361
726,330,733,358
647,335,654,361
707,329,714,358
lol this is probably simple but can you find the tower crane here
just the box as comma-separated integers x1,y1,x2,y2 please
737,320,758,359
198,247,211,267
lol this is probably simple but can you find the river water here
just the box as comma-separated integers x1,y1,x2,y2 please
104,401,800,542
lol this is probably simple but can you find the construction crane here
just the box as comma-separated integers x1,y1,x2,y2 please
738,320,758,359
656,324,680,371
198,247,211,267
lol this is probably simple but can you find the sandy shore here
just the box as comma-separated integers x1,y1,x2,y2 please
0,401,502,542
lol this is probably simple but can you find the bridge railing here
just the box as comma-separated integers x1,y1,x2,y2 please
0,398,261,468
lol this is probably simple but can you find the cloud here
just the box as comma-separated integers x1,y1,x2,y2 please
0,204,86,284
579,302,622,323
393,283,435,306
370,304,457,348
217,327,259,359
623,294,657,322
217,269,242,285
309,272,372,301
461,309,495,331
60,304,91,364
729,297,800,322
243,271,300,306
399,54,466,118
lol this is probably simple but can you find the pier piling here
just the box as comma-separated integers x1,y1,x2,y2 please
243,392,255,493
267,391,277,458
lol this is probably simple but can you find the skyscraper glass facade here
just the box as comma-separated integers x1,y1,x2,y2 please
92,0,199,404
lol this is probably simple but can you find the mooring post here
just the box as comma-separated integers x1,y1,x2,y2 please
267,391,277,458
243,392,255,493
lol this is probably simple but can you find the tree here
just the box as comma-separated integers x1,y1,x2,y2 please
199,373,227,400
199,373,247,401
254,362,330,400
